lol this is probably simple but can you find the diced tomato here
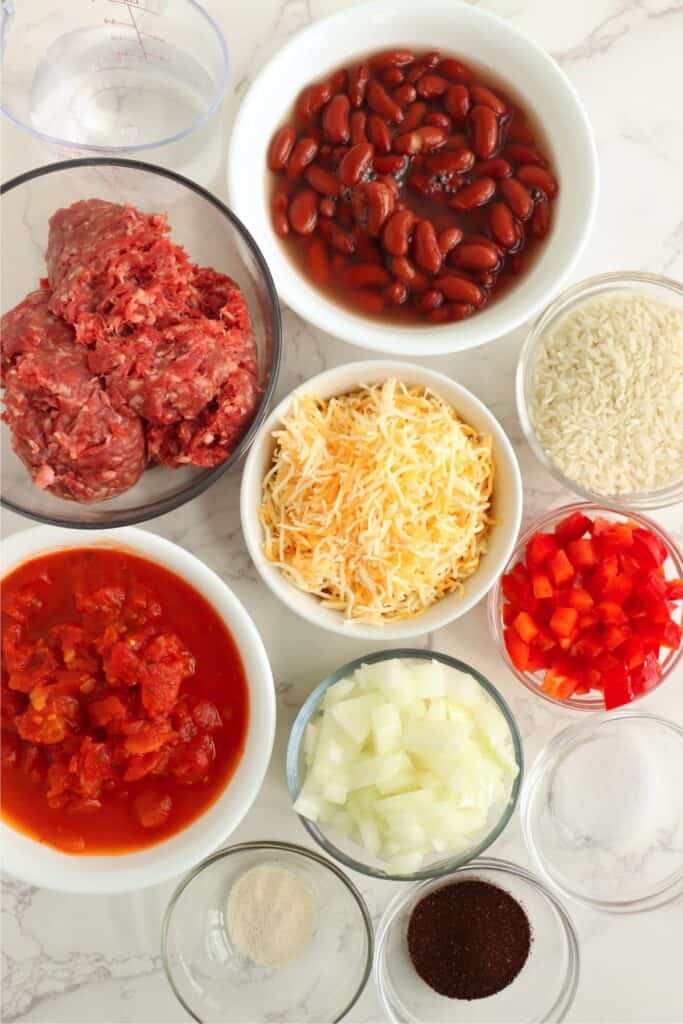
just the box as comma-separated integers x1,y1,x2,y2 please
602,573,634,604
549,549,575,587
660,620,682,649
632,528,667,570
122,723,174,755
554,511,592,542
526,532,560,569
603,669,633,709
88,695,128,728
190,699,222,731
566,538,599,569
531,571,553,599
596,601,628,625
169,734,216,784
630,652,662,695
504,627,530,671
550,606,579,638
567,588,594,612
134,789,173,829
513,611,539,644
622,635,646,669
595,521,634,553
666,578,683,600
603,624,630,651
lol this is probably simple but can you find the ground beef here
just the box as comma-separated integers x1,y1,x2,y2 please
46,199,195,344
147,367,259,467
88,319,238,425
1,199,259,503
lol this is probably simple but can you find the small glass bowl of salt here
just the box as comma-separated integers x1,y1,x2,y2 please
161,840,373,1023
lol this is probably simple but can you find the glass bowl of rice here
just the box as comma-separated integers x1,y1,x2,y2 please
516,271,683,511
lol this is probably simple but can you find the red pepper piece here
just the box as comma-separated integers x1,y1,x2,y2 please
633,619,663,653
549,606,579,638
603,624,630,651
596,521,634,553
566,538,599,569
542,654,580,699
602,573,634,604
504,626,530,671
588,557,619,598
567,588,594,612
554,511,592,542
526,532,560,569
660,619,682,649
531,571,553,599
549,549,575,587
501,566,536,610
577,611,599,632
513,611,539,644
526,648,549,672
666,578,683,600
622,635,646,669
632,528,667,570
572,630,603,660
502,602,517,626
603,668,633,709
596,601,628,625
534,625,557,652
630,651,662,695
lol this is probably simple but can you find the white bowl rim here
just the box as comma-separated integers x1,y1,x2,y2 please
0,525,276,894
227,0,599,357
240,359,523,639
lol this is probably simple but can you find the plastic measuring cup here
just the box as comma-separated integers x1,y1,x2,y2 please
0,0,228,183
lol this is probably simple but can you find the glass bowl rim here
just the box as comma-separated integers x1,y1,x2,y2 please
160,839,374,1024
520,709,683,913
486,500,683,711
286,648,524,881
373,854,580,1024
0,157,282,529
0,0,230,154
516,270,683,511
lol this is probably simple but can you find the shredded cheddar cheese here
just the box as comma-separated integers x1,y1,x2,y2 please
259,379,495,624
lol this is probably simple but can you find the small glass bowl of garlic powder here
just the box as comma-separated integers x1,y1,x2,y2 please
517,271,683,510
161,841,372,1023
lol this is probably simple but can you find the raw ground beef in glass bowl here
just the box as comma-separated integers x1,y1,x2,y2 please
0,159,281,528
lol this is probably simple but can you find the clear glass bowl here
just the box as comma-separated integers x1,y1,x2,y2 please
161,841,373,1023
1,159,281,528
487,502,683,711
374,856,579,1023
286,649,524,881
521,711,683,912
516,271,683,510
0,1,228,183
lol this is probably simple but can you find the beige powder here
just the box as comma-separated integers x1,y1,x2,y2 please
226,863,319,969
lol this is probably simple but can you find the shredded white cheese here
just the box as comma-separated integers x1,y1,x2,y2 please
259,379,494,624
529,291,683,495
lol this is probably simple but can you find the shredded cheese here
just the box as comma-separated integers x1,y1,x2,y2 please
259,379,495,624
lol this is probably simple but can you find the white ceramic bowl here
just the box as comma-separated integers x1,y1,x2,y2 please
227,0,598,357
240,360,522,640
0,526,276,894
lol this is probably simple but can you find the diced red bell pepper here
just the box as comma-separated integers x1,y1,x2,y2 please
594,651,623,677
583,667,602,690
633,619,663,653
603,624,630,651
526,532,560,569
549,549,575,587
603,668,633,709
526,648,549,672
558,634,578,651
502,564,536,610
666,578,683,600
549,606,579,638
635,592,670,624
566,538,599,569
595,521,634,553
554,511,592,542
630,651,662,695
541,654,581,699
534,625,557,652
640,570,668,599
577,612,599,632
567,587,594,612
502,602,517,626
531,571,553,599
588,557,619,597
513,611,539,644
619,553,645,578
596,601,628,625
660,619,682,649
504,627,530,671
632,528,667,570
622,635,646,669
602,573,634,604
573,630,603,660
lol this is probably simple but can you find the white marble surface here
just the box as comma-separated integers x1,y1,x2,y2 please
2,1,683,1021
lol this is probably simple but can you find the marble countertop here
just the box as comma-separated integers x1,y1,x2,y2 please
2,1,682,1021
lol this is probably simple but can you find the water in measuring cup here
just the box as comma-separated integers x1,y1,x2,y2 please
29,26,216,152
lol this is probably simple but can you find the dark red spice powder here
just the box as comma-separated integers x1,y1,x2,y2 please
407,879,532,1000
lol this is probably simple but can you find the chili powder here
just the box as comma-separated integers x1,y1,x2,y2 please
407,879,532,1000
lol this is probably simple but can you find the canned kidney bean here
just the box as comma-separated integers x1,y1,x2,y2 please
267,47,558,324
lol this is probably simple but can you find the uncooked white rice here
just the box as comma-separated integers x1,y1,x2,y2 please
528,291,683,495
